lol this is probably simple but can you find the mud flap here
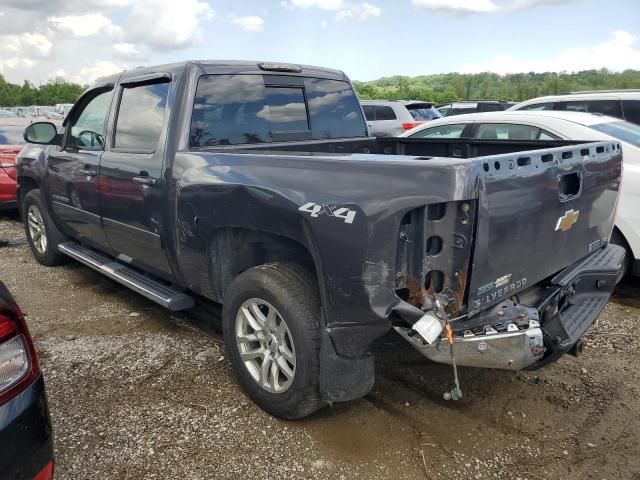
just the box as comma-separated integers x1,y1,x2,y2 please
319,328,375,403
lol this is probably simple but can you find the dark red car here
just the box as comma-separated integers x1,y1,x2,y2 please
0,119,32,211
0,281,53,479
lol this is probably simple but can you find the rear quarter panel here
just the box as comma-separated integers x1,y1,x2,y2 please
171,150,481,356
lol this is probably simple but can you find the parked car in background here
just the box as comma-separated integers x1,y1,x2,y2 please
0,118,31,210
436,100,512,117
0,281,54,480
27,107,54,119
402,110,640,278
0,110,18,119
361,100,441,136
508,90,640,125
46,104,74,121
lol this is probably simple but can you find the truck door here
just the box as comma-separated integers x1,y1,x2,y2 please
47,86,113,249
99,74,172,277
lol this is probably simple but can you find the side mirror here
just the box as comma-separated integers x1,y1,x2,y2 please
23,122,59,145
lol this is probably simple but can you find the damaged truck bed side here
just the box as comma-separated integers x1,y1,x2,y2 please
16,60,624,419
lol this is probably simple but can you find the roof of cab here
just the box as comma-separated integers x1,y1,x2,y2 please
93,60,349,86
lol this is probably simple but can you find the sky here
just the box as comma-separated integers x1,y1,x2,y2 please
0,0,639,85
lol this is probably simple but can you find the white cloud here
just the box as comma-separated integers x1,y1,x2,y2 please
336,2,381,21
289,0,345,10
411,0,497,15
411,0,583,15
0,33,53,78
66,61,124,85
321,20,328,27
460,30,640,74
5,33,53,58
113,43,138,56
232,16,264,32
126,0,214,49
113,42,148,61
48,13,122,37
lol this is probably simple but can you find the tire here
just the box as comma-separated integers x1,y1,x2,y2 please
222,262,324,420
611,229,631,284
22,189,67,266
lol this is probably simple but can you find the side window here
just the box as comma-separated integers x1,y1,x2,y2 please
476,123,559,140
114,81,170,151
518,102,556,111
68,90,112,150
622,100,640,125
375,106,397,121
410,124,466,139
565,100,622,118
363,105,376,121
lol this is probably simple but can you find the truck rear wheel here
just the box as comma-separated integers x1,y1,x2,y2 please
22,189,67,266
222,263,323,419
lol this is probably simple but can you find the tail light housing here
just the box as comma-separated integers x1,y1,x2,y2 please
402,122,423,131
0,146,21,168
0,291,40,405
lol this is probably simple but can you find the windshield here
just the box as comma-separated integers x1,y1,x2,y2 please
407,104,441,121
590,120,640,148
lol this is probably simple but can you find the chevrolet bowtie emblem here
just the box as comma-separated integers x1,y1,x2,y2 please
555,209,580,232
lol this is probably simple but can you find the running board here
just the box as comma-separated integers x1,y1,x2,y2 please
58,242,194,311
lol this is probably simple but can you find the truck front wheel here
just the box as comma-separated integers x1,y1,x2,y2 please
222,263,324,419
22,189,67,266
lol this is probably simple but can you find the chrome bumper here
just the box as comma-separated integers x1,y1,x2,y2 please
394,320,545,371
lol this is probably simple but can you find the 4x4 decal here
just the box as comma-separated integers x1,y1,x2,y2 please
298,202,357,224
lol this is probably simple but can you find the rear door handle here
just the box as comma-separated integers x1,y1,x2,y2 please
132,176,157,186
80,168,97,177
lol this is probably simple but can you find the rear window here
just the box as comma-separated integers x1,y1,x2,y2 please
0,126,25,145
190,75,367,147
406,104,441,121
590,120,640,148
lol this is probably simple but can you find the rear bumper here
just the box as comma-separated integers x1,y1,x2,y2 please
0,376,54,480
395,244,625,371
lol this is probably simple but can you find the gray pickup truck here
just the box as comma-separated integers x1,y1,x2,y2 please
17,60,624,419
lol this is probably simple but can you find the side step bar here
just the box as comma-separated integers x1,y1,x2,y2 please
58,242,194,311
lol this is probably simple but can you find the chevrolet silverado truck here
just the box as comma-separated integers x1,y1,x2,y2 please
16,60,624,419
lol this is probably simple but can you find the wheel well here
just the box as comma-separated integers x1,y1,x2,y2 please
612,226,632,255
208,227,318,302
17,176,40,210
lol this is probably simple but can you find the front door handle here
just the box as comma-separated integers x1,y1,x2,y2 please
80,168,97,177
132,175,158,187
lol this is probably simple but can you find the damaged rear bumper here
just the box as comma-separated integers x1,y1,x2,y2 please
394,244,625,371
395,318,545,371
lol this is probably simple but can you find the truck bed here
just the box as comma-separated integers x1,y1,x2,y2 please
191,136,587,159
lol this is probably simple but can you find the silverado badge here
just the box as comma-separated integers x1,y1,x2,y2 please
555,209,579,232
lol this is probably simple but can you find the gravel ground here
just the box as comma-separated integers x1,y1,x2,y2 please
1,211,640,479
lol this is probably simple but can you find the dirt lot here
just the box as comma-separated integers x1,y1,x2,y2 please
1,212,640,480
